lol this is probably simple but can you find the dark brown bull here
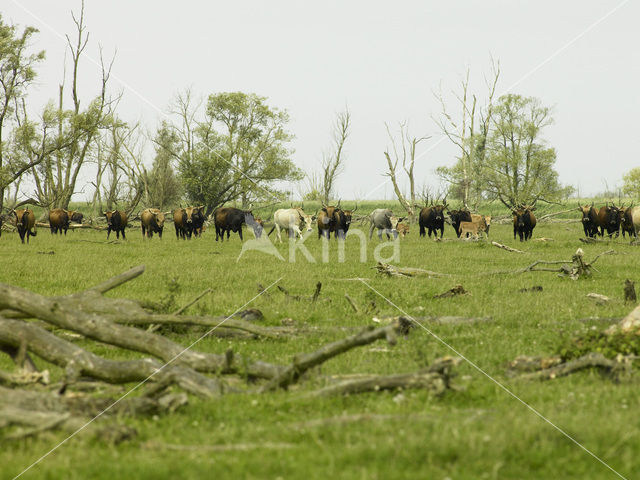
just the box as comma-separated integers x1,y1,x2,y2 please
213,207,259,241
596,204,621,238
173,206,205,240
49,208,70,235
619,206,636,239
419,202,448,238
104,210,128,239
317,203,356,239
448,208,472,238
577,203,598,238
512,206,536,241
67,210,84,224
141,208,166,239
14,209,37,243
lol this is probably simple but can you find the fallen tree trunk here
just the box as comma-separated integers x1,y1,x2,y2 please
0,318,222,397
374,262,448,278
518,352,632,381
0,282,283,380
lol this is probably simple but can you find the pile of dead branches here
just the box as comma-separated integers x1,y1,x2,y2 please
0,266,460,441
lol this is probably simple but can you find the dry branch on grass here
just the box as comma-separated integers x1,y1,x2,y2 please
491,241,525,253
374,262,448,278
489,248,615,279
518,353,634,381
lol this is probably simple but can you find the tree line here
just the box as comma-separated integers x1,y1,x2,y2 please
0,7,636,223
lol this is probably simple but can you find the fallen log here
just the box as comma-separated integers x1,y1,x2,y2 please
260,317,412,392
0,278,283,380
0,317,222,397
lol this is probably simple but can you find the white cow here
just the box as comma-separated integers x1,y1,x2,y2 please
369,208,404,240
269,208,316,242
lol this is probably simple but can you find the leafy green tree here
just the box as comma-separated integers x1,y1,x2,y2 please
174,91,302,215
0,16,46,211
147,123,182,209
482,94,570,208
622,167,640,199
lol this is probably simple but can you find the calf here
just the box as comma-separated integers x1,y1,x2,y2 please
459,217,488,239
396,222,409,238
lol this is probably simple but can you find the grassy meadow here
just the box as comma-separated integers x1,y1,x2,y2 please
1,200,639,479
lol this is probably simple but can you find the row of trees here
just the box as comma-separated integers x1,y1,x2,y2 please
1,9,634,222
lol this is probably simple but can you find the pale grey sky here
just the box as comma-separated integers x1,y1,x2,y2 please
4,0,639,200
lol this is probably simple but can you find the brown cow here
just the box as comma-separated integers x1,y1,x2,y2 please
141,208,166,239
104,210,128,239
596,204,622,238
49,208,70,235
14,209,37,244
317,205,339,239
174,206,205,240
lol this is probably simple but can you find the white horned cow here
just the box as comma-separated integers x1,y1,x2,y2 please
268,207,316,242
369,208,404,240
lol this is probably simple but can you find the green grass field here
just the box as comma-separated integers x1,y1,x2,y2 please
1,201,638,480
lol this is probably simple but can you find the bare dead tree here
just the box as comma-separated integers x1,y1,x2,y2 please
320,109,350,205
433,59,500,209
383,122,429,221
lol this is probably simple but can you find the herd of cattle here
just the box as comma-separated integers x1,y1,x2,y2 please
1,202,639,245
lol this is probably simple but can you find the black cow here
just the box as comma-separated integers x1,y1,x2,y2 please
419,203,448,238
448,208,472,238
67,210,84,224
512,206,536,241
596,204,621,238
619,206,636,239
578,204,599,238
213,207,260,241
104,210,128,240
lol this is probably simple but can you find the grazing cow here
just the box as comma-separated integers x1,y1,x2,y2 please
67,210,84,224
448,209,472,238
104,210,128,239
13,209,37,243
141,208,166,239
578,204,599,238
213,207,260,241
269,207,316,242
174,206,205,240
48,208,70,235
596,204,622,238
419,202,448,238
620,206,637,239
512,206,536,241
396,222,409,238
369,209,403,240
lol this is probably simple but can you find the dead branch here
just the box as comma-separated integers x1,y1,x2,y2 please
518,353,633,381
260,318,413,392
344,293,360,313
173,288,212,315
491,241,525,253
374,262,448,278
434,284,469,299
309,356,461,397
